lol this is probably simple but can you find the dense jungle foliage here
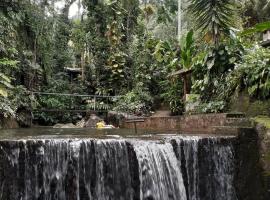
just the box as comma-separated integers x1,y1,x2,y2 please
1,0,270,125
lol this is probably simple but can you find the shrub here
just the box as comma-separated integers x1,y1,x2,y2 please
195,101,226,114
232,46,270,100
113,85,153,115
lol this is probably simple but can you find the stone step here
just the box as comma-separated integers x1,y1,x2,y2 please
211,126,240,135
211,126,254,135
224,118,252,127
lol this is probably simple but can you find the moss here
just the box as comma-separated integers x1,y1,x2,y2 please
247,101,270,117
253,116,270,129
230,92,250,113
230,91,270,117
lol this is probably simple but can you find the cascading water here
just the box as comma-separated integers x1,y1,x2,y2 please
0,135,237,200
172,136,237,200
133,141,187,200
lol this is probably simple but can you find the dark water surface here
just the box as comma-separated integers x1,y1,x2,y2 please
0,127,234,140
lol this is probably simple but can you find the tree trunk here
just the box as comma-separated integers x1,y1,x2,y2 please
81,50,85,81
178,0,182,40
62,0,76,20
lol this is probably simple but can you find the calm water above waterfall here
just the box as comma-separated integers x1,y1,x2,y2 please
0,129,237,200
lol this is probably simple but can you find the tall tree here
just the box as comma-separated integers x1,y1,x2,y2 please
242,0,270,26
53,0,76,73
178,0,181,40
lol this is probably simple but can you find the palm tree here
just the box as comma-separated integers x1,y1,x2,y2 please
242,0,270,26
188,0,237,46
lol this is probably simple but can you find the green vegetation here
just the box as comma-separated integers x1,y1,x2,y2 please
189,0,237,45
1,0,270,125
253,116,270,129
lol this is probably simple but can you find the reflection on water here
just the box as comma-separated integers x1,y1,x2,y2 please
0,127,236,141
0,128,173,140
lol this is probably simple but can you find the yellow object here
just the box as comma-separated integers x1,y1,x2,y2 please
96,121,105,129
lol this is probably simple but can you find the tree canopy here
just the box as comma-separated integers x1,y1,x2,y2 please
0,0,270,123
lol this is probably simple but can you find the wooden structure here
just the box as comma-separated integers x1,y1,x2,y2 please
168,69,193,100
64,67,82,81
125,118,146,134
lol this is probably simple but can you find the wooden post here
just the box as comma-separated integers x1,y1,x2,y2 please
182,73,192,100
134,122,137,134
183,74,187,99
125,119,145,134
81,51,85,81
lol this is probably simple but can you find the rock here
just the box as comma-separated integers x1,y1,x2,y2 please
53,123,77,128
16,107,32,128
0,116,19,129
76,118,86,128
107,111,140,127
84,114,102,128
107,111,127,127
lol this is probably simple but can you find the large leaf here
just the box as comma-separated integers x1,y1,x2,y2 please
0,86,8,97
0,72,11,83
189,0,237,45
180,30,195,69
241,21,270,36
0,58,19,67
186,30,194,50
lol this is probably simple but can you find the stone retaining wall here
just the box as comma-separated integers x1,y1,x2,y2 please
122,113,247,134
256,125,270,199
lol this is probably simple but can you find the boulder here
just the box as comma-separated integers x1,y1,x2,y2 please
0,116,19,129
107,111,138,127
16,107,32,128
76,118,86,128
84,114,102,128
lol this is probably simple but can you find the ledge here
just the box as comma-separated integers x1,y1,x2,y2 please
122,113,251,135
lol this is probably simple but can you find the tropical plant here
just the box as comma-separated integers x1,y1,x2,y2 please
160,78,184,115
0,9,19,97
113,84,154,115
192,37,244,103
241,21,270,36
0,72,13,97
231,46,270,99
0,85,33,118
241,0,270,25
153,40,176,64
180,30,195,69
189,0,238,45
195,100,226,113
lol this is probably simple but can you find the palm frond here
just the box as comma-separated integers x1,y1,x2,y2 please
189,0,238,45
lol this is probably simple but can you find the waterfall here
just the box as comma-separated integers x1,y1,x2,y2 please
172,136,237,200
173,136,200,200
0,136,237,200
133,141,187,200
